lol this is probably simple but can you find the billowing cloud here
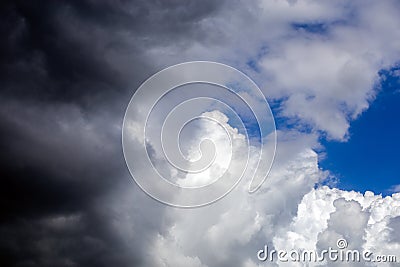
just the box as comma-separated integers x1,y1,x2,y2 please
1,0,400,266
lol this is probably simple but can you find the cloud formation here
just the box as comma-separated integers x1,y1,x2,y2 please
1,0,400,266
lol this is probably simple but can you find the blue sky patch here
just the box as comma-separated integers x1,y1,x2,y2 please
320,67,400,195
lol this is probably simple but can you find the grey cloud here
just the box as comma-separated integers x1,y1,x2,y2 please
0,0,233,266
2,0,400,266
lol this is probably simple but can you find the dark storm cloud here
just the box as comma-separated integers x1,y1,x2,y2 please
0,0,227,104
0,100,121,220
0,0,229,266
1,0,138,104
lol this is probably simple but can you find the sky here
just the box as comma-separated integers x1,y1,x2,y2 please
1,0,400,267
320,68,400,194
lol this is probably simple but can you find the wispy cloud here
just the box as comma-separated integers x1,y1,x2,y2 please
1,0,400,266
